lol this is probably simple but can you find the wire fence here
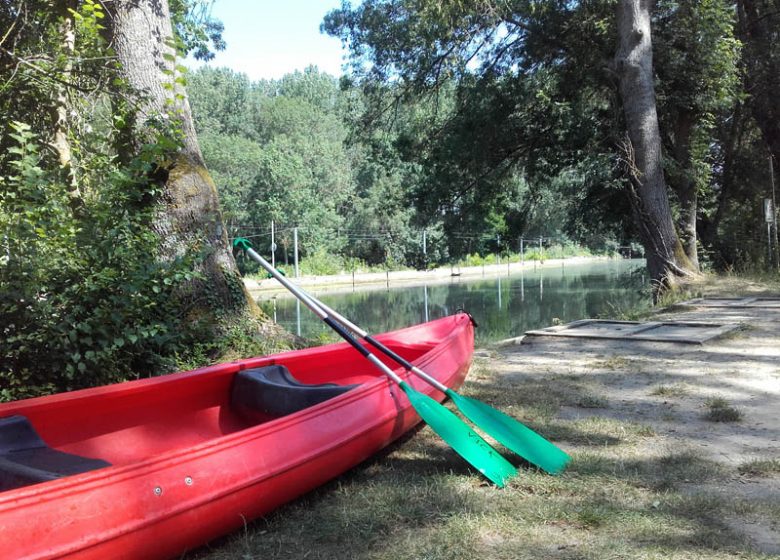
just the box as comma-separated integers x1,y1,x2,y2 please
228,220,780,274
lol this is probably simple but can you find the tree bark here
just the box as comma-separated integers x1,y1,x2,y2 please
614,0,696,290
104,0,258,320
51,0,84,218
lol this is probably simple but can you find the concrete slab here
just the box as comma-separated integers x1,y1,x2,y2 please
679,296,780,308
525,319,741,344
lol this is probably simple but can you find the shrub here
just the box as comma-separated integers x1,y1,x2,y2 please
0,124,217,401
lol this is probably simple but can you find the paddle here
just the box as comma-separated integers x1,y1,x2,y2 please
293,296,570,475
234,238,517,487
237,237,568,474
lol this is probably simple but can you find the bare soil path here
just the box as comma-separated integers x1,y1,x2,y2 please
488,298,780,555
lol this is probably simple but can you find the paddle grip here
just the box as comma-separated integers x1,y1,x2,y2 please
324,317,370,358
365,336,414,370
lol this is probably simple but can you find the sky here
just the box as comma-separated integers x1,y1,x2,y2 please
188,0,350,81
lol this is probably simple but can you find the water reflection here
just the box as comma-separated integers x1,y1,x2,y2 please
259,259,649,345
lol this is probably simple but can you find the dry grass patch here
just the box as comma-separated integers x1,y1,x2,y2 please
738,459,780,477
590,356,631,371
576,393,609,409
650,384,689,398
702,397,743,423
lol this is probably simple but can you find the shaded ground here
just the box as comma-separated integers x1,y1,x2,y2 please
499,299,780,556
190,277,780,560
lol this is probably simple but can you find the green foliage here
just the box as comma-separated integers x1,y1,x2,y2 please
190,67,352,258
0,1,260,402
294,250,388,277
323,0,776,274
0,124,208,400
169,0,226,61
324,1,636,256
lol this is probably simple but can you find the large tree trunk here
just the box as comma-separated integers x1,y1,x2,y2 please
614,0,696,290
105,0,257,321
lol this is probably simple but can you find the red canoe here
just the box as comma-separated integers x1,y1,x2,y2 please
0,314,474,560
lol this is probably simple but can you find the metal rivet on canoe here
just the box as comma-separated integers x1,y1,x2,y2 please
153,486,163,496
184,476,193,486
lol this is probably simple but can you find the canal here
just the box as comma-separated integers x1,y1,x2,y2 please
258,259,650,345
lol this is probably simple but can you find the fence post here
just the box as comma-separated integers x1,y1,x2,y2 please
770,154,779,270
520,238,524,267
270,220,276,269
293,227,299,278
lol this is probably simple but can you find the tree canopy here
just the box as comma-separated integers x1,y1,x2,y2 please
2,0,778,399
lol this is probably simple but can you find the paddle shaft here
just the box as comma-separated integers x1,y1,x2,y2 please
245,248,404,385
245,247,521,485
304,297,450,394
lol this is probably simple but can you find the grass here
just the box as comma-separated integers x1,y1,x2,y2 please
650,384,689,398
590,356,631,371
576,394,609,409
187,439,742,560
702,397,743,423
738,459,780,477
184,358,767,560
454,244,598,268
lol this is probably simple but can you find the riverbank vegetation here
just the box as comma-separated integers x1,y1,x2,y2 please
244,243,606,279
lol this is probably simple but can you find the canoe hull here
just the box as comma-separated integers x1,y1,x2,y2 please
0,314,474,560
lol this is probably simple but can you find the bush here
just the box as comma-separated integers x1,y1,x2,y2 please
0,123,222,401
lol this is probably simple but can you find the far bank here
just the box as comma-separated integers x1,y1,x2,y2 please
244,255,619,298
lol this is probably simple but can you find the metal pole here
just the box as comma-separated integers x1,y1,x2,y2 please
293,227,299,278
771,155,779,269
422,229,427,257
520,238,524,267
270,220,275,269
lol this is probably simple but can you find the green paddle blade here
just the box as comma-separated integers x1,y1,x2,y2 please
400,382,517,487
447,390,570,475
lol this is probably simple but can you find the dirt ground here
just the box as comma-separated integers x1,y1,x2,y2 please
488,295,780,555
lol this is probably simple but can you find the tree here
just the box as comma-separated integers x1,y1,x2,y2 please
324,1,678,280
104,0,257,321
1,0,292,399
737,0,780,167
653,0,741,268
614,0,697,285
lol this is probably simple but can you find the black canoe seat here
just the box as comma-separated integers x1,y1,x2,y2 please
232,365,359,422
0,415,111,492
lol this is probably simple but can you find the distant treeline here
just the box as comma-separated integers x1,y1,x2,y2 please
187,66,633,271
